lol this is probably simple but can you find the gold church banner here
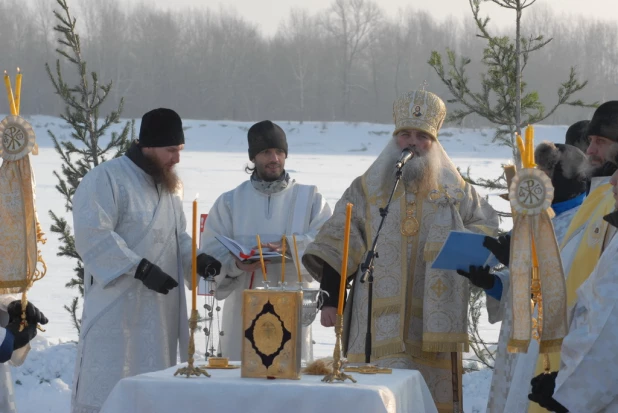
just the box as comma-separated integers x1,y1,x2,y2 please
507,126,567,355
0,69,47,314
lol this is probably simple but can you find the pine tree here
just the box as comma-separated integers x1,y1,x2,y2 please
46,0,134,333
429,0,595,173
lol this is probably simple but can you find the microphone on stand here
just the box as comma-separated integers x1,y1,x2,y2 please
395,148,414,169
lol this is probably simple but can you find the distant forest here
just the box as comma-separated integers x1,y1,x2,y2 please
2,0,616,126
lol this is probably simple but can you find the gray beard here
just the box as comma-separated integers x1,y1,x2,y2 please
377,139,440,193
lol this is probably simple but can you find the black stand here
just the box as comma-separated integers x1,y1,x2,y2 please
359,167,404,363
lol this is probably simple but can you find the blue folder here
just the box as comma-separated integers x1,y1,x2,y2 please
430,231,499,271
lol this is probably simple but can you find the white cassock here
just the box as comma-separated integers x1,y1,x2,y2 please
0,294,30,413
200,180,332,363
553,228,618,413
71,156,193,413
485,199,583,413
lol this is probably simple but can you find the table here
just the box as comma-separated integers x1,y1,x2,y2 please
100,363,438,413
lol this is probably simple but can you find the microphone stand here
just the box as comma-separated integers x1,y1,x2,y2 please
359,165,404,364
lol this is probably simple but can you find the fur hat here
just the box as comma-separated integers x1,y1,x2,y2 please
247,120,288,160
535,142,587,204
587,101,618,142
138,108,185,148
564,120,590,153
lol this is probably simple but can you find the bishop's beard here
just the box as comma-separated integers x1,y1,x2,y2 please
378,138,442,194
142,152,182,193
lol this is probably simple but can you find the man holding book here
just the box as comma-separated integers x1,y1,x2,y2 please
302,90,499,413
200,120,332,363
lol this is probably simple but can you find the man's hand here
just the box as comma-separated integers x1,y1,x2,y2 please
528,371,569,413
197,253,222,278
7,301,49,326
260,242,282,252
5,321,37,350
483,234,511,267
234,257,268,273
456,265,495,290
134,259,179,294
320,306,337,327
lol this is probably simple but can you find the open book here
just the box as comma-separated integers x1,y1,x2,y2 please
215,234,293,264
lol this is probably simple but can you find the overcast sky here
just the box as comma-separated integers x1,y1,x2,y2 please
124,0,618,36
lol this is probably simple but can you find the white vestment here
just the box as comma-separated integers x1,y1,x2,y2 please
553,231,618,413
485,202,582,413
0,294,30,413
200,179,332,362
71,156,193,413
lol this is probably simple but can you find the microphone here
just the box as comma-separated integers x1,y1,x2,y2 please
395,148,414,169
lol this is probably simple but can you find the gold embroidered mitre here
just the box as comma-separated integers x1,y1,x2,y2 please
392,90,446,140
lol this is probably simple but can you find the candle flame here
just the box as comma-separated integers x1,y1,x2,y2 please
17,67,20,73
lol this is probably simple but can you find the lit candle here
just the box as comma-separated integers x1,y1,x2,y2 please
256,235,267,282
338,203,353,315
292,235,302,284
280,235,286,284
15,67,21,115
3,71,16,116
191,195,198,311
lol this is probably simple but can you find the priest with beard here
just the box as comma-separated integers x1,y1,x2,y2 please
302,90,499,413
70,108,221,413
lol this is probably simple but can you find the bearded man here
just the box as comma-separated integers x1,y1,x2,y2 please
70,108,221,413
302,90,499,413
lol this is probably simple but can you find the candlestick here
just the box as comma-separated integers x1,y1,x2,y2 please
516,134,526,168
191,196,198,311
15,67,21,115
256,235,268,283
292,235,302,284
3,71,16,116
280,235,286,285
338,203,353,316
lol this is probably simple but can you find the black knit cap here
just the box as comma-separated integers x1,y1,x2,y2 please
535,142,587,204
138,108,185,148
587,101,618,142
565,120,590,152
247,120,288,160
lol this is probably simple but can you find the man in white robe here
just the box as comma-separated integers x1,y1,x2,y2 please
200,120,332,363
0,296,47,413
528,168,618,413
71,109,221,413
458,142,589,413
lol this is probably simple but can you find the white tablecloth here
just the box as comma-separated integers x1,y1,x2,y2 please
100,364,438,413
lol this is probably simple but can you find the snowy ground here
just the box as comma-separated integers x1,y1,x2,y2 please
6,116,571,412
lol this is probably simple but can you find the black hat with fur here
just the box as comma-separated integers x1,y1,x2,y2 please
587,101,618,142
535,142,587,204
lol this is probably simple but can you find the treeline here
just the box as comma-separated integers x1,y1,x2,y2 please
1,0,616,125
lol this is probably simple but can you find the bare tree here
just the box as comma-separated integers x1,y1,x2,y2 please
321,0,381,119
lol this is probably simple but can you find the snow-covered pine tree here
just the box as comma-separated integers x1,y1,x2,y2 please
46,0,134,333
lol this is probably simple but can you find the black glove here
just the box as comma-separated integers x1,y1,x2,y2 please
456,265,495,290
135,259,179,295
5,320,37,350
7,301,49,326
197,253,222,278
483,234,511,267
528,371,569,413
